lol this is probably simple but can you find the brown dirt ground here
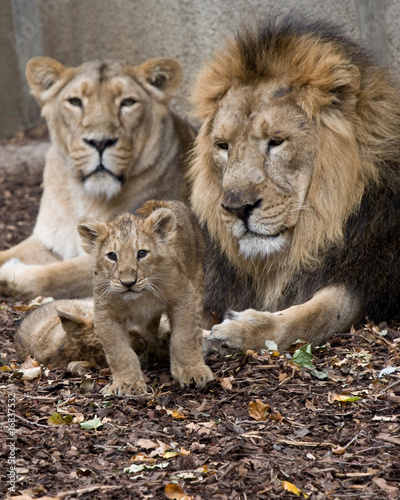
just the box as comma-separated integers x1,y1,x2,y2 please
0,130,400,500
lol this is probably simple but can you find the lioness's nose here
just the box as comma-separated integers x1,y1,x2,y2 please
83,137,118,154
222,199,262,222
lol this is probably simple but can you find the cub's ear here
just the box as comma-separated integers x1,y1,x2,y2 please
136,58,182,102
26,56,67,105
145,208,177,241
77,217,107,254
56,305,89,334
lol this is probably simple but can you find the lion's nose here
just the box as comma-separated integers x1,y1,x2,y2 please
221,199,262,222
83,137,118,154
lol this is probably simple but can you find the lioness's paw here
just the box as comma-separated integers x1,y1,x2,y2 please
101,378,147,396
172,363,214,389
0,260,30,296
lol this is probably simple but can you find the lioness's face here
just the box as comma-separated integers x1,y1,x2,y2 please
27,57,182,201
210,84,315,259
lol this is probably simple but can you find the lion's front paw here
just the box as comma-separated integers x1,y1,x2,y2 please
209,316,246,349
101,377,147,396
209,309,277,352
0,259,29,296
172,362,214,389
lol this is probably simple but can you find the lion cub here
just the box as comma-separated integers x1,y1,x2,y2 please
78,200,214,395
14,299,106,373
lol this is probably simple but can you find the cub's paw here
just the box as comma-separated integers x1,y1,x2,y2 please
67,361,91,375
172,362,214,389
101,377,147,396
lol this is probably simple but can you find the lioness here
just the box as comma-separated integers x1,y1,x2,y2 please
189,17,400,351
77,200,214,395
0,56,194,299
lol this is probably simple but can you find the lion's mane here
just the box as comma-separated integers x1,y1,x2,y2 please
189,17,400,322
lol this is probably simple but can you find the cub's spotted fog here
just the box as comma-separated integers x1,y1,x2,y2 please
78,200,213,395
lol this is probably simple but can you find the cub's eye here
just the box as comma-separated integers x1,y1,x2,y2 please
268,137,285,149
67,97,83,108
120,98,137,107
137,249,149,260
216,142,229,151
106,252,117,261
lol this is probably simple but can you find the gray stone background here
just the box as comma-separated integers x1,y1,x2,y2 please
0,0,398,140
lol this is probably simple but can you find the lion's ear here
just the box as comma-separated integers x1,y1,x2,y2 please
26,57,67,105
56,305,88,334
136,58,182,102
145,208,177,241
77,218,107,254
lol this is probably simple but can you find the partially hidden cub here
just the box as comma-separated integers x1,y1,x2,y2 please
14,299,105,373
78,200,214,395
14,298,168,373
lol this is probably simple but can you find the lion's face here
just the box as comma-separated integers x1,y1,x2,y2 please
27,57,182,201
206,84,315,259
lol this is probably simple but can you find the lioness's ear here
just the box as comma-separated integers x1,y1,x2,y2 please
56,305,89,334
77,218,107,254
136,58,182,102
146,208,177,241
26,56,67,105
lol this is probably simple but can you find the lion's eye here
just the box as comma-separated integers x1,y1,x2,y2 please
120,98,137,107
137,249,149,260
216,142,229,151
67,97,83,108
268,137,285,149
106,252,117,261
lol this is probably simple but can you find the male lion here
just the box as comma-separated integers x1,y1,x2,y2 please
190,17,400,351
0,56,194,299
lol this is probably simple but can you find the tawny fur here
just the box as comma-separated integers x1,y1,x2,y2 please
14,299,171,374
0,56,194,299
189,17,400,351
78,200,214,395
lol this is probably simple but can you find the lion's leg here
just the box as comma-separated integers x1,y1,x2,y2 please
209,286,362,351
0,236,60,267
0,254,93,299
169,292,214,388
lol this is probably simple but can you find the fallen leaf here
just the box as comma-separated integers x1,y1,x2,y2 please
136,438,158,449
329,394,361,405
220,377,233,391
123,462,169,474
282,481,302,496
47,412,73,426
165,482,192,499
292,344,315,370
80,417,103,430
249,399,270,421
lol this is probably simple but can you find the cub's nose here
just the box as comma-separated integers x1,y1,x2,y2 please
120,279,137,288
83,137,118,154
221,199,262,222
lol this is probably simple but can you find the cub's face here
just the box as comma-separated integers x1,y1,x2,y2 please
78,210,177,301
200,83,315,259
26,57,182,201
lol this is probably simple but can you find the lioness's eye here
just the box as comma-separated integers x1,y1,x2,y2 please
67,97,83,108
268,137,285,148
216,142,229,151
120,98,137,107
106,252,117,261
137,250,149,259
